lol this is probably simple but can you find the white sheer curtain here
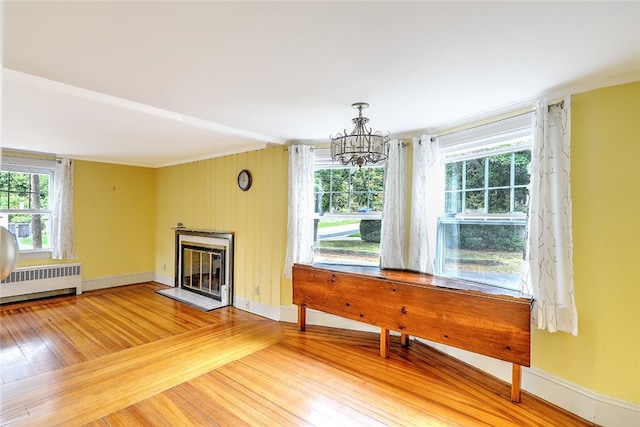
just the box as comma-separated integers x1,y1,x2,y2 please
521,95,578,335
51,158,77,259
408,136,443,274
283,145,315,278
380,140,408,269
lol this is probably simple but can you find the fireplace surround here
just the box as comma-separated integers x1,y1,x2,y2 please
175,229,234,307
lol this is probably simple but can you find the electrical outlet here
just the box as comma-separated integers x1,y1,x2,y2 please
254,285,260,296
244,300,250,310
163,263,166,271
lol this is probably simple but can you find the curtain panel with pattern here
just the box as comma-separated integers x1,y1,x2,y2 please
51,158,77,260
521,96,578,335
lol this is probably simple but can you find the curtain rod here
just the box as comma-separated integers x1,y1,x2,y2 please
284,146,315,153
547,99,565,112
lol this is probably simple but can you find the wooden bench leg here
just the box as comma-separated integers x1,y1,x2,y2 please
380,328,390,358
511,364,522,403
298,305,306,331
400,333,409,347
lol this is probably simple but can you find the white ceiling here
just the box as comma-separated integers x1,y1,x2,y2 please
2,1,639,168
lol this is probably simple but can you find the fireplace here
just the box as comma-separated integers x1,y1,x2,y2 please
175,229,234,307
182,244,225,300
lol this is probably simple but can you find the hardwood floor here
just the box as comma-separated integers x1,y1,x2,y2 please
0,283,593,426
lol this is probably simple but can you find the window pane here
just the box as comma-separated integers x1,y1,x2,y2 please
315,169,331,192
446,162,462,191
514,187,529,212
313,217,379,266
9,172,30,208
334,169,349,191
488,189,510,213
0,171,8,192
445,191,462,214
370,192,383,212
0,172,8,208
331,192,349,213
351,169,368,192
9,192,25,209
489,154,511,187
0,171,50,210
351,193,369,212
37,174,50,210
7,213,51,250
465,158,485,189
439,221,525,290
314,191,325,214
1,162,54,253
369,168,384,191
465,190,484,212
514,151,531,186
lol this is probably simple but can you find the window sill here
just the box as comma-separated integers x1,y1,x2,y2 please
19,250,53,261
318,213,383,220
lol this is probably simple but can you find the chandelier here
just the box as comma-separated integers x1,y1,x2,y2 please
330,102,390,168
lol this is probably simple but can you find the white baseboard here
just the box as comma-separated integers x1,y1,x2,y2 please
153,273,174,287
523,366,640,426
284,308,640,426
150,279,279,320
82,271,155,292
234,296,281,321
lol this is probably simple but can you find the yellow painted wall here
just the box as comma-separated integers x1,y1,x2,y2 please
154,146,289,306
74,161,156,279
16,258,78,267
531,81,640,403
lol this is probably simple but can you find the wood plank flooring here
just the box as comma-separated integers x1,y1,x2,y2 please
0,282,594,426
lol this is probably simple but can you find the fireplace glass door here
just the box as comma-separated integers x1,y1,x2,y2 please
182,245,225,300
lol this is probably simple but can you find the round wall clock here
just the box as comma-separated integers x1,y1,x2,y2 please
237,169,252,191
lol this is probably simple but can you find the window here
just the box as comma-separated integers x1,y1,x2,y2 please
435,112,533,290
313,163,385,266
0,156,55,252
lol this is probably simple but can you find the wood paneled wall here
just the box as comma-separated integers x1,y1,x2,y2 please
155,146,290,306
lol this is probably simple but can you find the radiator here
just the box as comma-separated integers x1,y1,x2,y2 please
0,263,82,301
